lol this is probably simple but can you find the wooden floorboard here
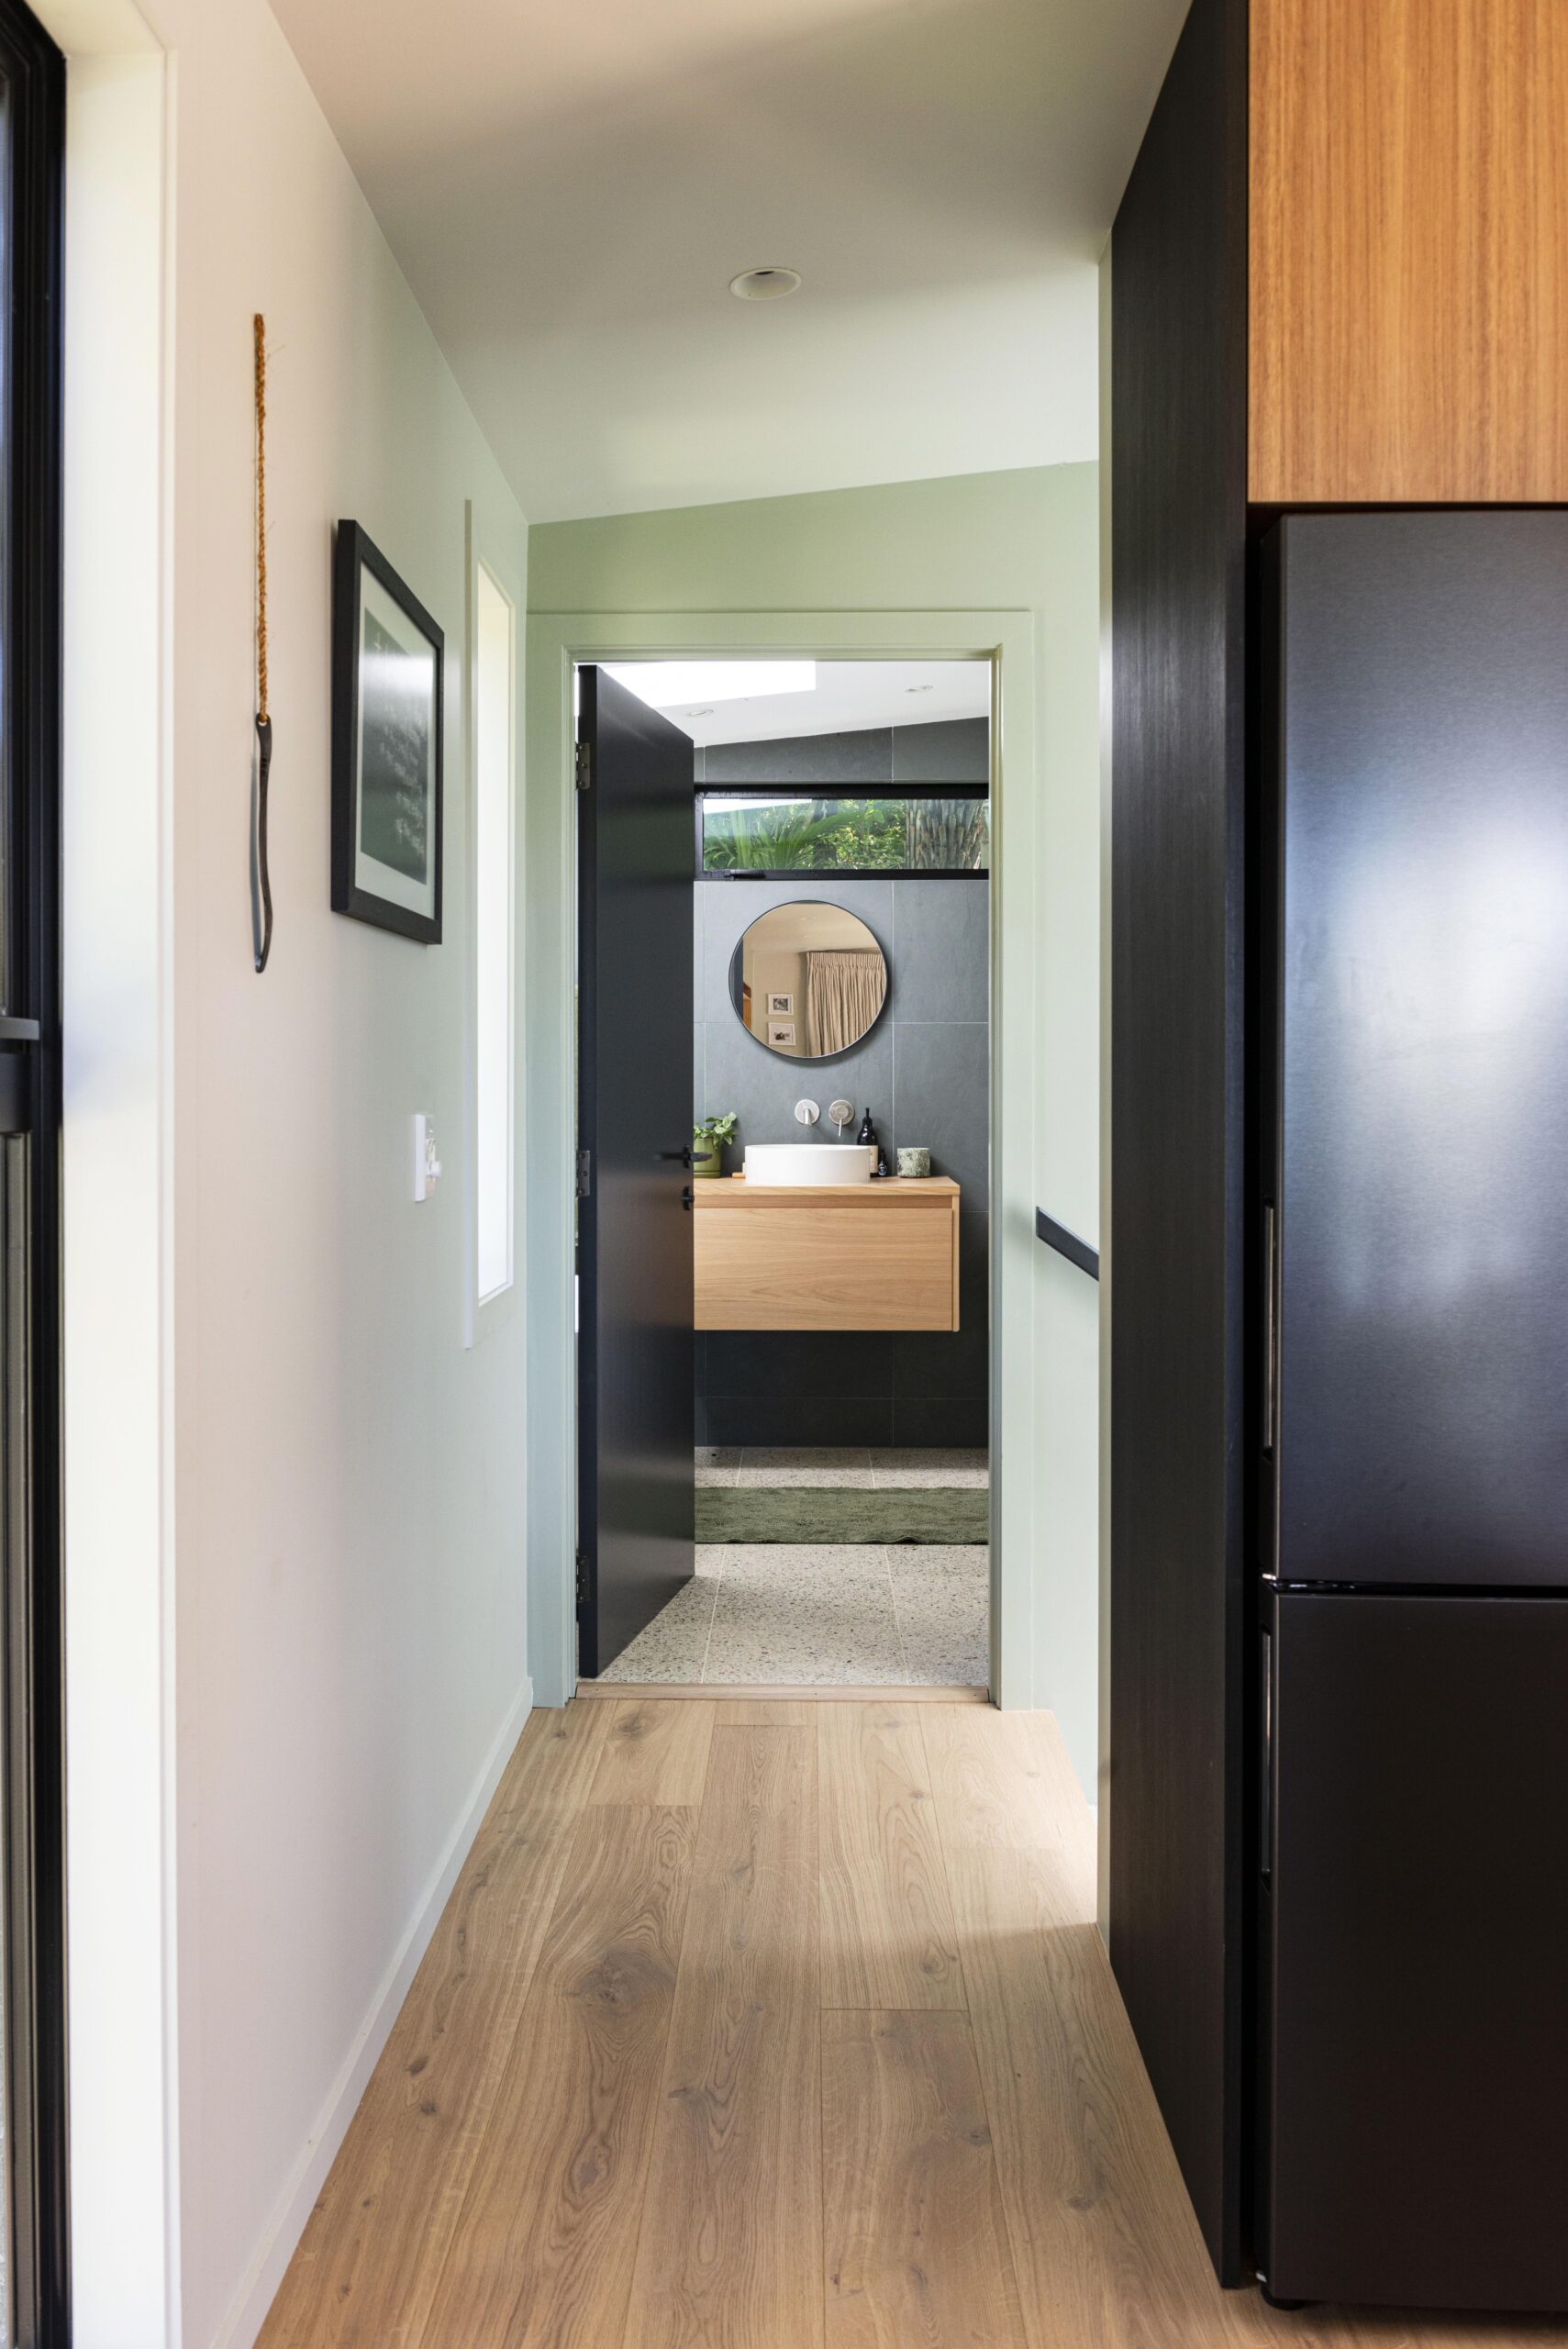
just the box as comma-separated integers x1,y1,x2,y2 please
624,1724,824,2349
822,2008,1025,2346
418,1802,696,2349
817,1703,962,2010
588,1696,717,1805
254,1702,611,2349
261,1698,1568,2349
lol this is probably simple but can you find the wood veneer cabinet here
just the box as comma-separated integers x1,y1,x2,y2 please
693,1178,961,1333
1250,0,1568,503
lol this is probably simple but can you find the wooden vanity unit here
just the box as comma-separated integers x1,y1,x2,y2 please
693,1176,961,1331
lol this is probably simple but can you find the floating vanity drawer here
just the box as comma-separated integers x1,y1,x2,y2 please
693,1177,961,1332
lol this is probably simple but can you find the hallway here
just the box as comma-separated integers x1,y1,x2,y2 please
255,1698,1555,2349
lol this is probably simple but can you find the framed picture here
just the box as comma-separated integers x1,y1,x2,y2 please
767,991,795,1015
767,1020,796,1048
331,520,444,943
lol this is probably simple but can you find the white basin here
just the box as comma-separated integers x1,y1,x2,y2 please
744,1143,876,1186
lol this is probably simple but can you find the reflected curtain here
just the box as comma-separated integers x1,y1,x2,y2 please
807,949,885,1056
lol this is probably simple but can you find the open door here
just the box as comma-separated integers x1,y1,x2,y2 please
0,0,70,2332
576,667,695,1677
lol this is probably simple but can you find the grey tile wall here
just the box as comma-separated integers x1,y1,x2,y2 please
694,857,989,1448
694,715,986,789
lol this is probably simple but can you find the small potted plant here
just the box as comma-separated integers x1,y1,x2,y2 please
692,1112,738,1179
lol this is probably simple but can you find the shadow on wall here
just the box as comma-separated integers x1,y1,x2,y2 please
694,719,989,1448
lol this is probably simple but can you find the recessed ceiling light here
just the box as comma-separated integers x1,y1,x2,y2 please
729,266,802,302
686,707,716,718
906,683,934,694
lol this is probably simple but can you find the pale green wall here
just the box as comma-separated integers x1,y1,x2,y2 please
528,463,1102,1793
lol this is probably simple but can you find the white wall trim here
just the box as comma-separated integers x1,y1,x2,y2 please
211,1675,535,2349
46,16,181,2343
524,609,1038,1709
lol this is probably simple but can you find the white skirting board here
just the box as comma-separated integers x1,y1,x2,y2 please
212,1676,535,2349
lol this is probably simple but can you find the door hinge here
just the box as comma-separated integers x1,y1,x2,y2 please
576,1147,592,1199
576,1550,591,1609
574,740,592,793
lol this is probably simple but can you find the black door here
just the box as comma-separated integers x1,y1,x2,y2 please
0,0,68,2340
1262,1589,1568,2310
576,668,695,1677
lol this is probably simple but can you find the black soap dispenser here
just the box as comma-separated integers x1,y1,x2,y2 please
856,1107,875,1147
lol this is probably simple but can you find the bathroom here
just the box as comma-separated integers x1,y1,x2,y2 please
593,659,992,1692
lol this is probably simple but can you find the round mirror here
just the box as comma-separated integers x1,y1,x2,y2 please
728,901,889,1061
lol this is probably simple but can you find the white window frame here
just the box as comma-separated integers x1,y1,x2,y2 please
465,511,519,1339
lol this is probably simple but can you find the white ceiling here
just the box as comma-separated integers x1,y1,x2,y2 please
605,657,990,743
272,0,1186,524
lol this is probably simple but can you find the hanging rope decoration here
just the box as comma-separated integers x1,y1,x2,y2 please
251,312,274,973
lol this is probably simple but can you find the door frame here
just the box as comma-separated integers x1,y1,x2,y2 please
525,607,1038,1707
0,0,70,2332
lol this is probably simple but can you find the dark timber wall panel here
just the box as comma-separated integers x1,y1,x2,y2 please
1109,0,1250,2283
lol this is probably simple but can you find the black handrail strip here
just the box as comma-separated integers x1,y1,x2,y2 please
1036,1208,1099,1280
695,780,989,799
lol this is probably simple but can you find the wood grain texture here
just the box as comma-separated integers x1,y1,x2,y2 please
419,1803,695,2349
624,1725,823,2349
817,1705,962,2010
822,2010,1024,2348
261,1700,1567,2349
1250,0,1568,504
254,1704,611,2349
589,1698,716,1805
694,1182,961,1332
1110,0,1251,2286
919,1704,1095,1876
713,1698,819,1726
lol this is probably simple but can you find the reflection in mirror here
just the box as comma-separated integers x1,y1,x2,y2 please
729,901,888,1061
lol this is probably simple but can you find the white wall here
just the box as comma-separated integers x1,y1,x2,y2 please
528,468,1101,1786
53,0,532,2340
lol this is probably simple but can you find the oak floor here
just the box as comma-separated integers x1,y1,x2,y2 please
258,1699,1568,2349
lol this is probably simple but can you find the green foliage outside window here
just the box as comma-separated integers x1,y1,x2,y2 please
701,796,987,873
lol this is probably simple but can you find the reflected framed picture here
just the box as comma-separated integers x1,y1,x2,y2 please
767,1020,796,1048
331,519,444,943
767,991,795,1015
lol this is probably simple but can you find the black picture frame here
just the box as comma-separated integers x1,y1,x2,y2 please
331,519,444,943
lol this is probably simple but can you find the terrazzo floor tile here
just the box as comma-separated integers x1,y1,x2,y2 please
694,1445,742,1487
891,1547,990,1687
886,1542,991,1585
596,1568,717,1684
738,1446,875,1488
871,1448,990,1489
705,1547,906,1684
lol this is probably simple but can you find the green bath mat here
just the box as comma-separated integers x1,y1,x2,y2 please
695,1485,989,1546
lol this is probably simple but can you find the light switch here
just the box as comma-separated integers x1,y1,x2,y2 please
413,1113,442,1201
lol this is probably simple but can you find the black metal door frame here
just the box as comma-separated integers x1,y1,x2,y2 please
0,0,69,2337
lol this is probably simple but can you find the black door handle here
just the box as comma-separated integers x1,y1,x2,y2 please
658,1147,695,1166
681,1186,696,1211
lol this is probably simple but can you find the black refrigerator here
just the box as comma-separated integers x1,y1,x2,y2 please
1258,512,1568,2312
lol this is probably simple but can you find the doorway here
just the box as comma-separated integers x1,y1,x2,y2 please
575,658,993,1693
0,0,69,2335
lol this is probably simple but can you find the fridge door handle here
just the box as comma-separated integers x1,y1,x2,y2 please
1260,1625,1274,1879
1263,1202,1279,1454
